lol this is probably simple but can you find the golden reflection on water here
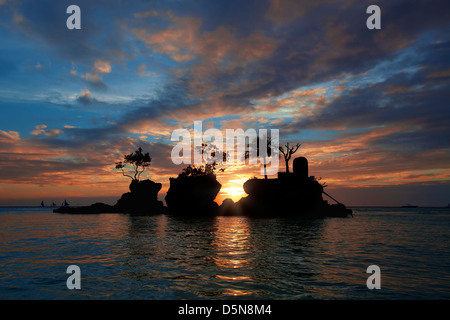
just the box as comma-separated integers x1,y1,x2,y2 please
212,216,251,269
215,275,251,281
211,217,256,296
222,288,254,297
154,214,167,238
95,214,130,239
152,214,168,257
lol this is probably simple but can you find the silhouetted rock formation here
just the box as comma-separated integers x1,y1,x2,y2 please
54,179,166,215
165,173,221,216
217,198,237,216
218,157,352,218
55,156,351,218
53,202,116,214
115,179,165,214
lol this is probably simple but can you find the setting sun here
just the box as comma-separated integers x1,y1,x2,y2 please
220,178,249,202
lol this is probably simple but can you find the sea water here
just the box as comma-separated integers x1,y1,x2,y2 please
0,206,449,299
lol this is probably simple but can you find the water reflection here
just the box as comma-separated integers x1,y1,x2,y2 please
118,215,329,299
2,208,448,299
211,217,255,296
210,217,326,298
212,217,252,269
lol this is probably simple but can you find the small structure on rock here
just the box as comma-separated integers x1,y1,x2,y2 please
218,157,352,218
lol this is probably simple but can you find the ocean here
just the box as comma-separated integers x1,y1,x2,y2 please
0,206,449,300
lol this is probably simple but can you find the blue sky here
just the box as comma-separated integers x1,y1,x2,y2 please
0,0,449,206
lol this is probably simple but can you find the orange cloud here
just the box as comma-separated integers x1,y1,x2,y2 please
80,89,90,97
0,134,173,204
30,124,60,137
385,85,411,94
0,130,20,142
131,14,201,61
80,59,112,87
94,60,112,74
295,125,450,191
131,12,277,71
136,63,155,77
426,68,450,79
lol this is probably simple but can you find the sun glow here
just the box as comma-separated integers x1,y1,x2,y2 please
220,177,248,202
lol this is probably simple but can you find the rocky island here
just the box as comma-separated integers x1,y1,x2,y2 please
165,166,222,216
54,178,167,215
54,151,352,218
218,157,352,218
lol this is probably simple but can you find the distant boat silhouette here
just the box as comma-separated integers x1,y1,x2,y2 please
402,203,418,208
41,201,45,207
52,202,56,207
62,200,69,207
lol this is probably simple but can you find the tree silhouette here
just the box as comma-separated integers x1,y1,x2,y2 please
188,142,227,177
279,142,301,173
244,134,274,179
115,147,152,181
178,164,223,178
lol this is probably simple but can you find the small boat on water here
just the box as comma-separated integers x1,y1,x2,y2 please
42,201,58,207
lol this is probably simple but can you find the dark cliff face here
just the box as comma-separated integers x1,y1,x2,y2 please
165,174,221,215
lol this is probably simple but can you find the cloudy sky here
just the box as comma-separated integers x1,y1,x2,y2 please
0,0,449,206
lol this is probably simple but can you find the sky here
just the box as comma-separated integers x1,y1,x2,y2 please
0,0,449,207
